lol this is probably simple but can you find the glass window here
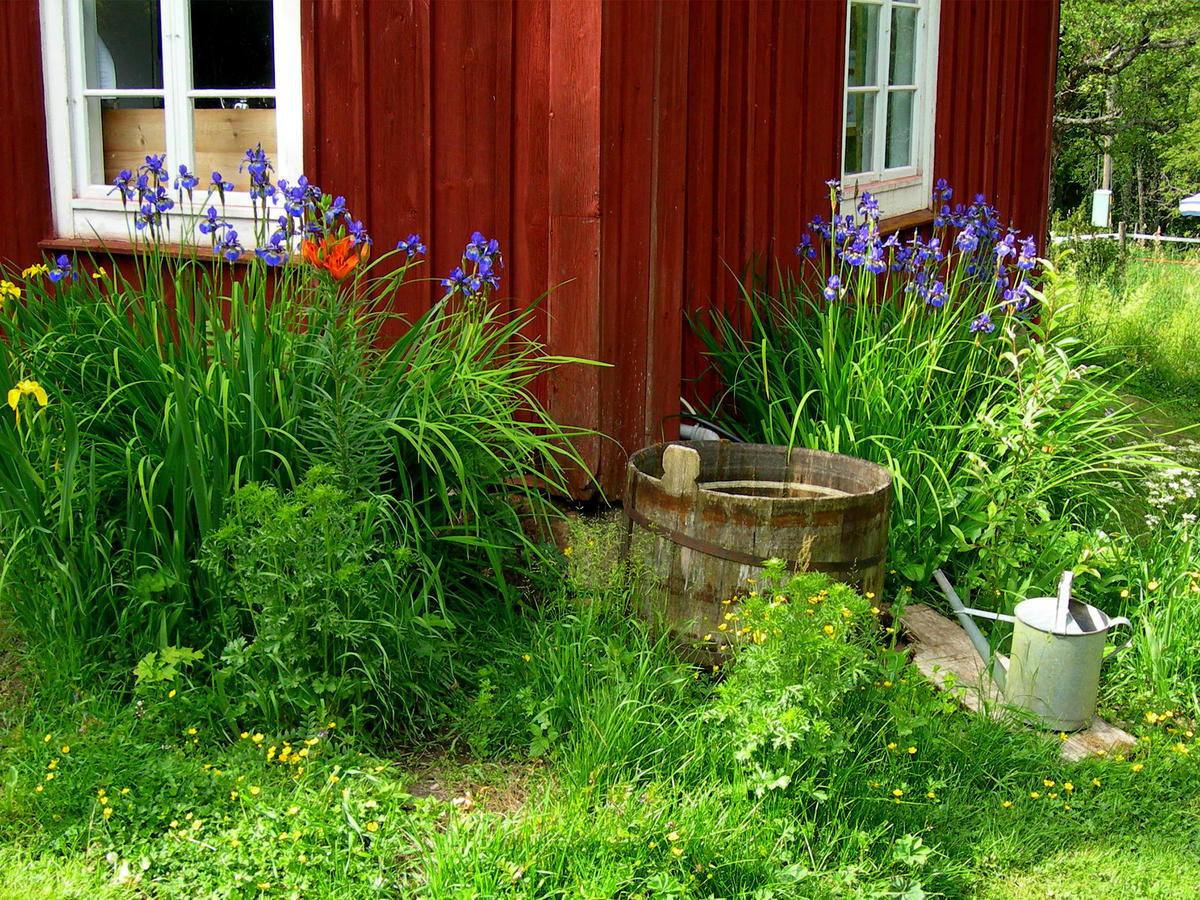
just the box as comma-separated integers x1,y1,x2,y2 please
40,0,302,242
841,0,940,217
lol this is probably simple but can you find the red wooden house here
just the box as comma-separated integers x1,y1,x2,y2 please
0,0,1058,499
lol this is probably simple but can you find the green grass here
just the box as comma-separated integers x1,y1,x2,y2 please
3,542,1198,898
1059,251,1200,404
0,849,138,900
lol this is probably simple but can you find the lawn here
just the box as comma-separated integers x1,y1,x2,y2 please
2,169,1199,898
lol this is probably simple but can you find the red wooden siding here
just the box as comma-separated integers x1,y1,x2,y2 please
934,0,1058,239
0,1,52,270
1,0,1059,501
601,1,848,496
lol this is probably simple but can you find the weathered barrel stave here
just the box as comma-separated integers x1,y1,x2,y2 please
625,442,891,650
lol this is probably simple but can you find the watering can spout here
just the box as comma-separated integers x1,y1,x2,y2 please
932,568,1010,690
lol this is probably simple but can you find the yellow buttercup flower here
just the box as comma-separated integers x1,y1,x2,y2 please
7,379,48,422
365,820,379,833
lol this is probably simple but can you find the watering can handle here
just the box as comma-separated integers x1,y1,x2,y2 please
1100,616,1134,669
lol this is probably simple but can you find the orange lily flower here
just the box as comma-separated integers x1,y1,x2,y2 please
301,235,367,281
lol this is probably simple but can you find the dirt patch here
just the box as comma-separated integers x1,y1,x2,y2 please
391,747,545,819
0,620,30,715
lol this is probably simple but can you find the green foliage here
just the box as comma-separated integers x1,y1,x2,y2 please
696,190,1156,592
1058,252,1200,402
706,566,877,799
950,321,1155,605
1054,0,1200,232
0,693,437,899
201,468,455,734
0,227,590,711
1054,206,1128,291
695,266,1004,582
4,545,1200,897
132,646,202,687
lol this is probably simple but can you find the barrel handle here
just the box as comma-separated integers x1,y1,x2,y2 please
1100,616,1134,669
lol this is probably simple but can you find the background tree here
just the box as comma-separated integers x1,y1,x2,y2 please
1053,0,1200,233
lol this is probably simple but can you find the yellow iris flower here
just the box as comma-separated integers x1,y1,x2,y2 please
7,380,48,422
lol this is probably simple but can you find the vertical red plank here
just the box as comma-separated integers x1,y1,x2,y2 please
597,0,656,497
547,0,603,489
308,1,370,218
0,1,52,264
429,2,509,308
361,0,432,327
680,2,720,411
510,1,552,405
645,0,689,446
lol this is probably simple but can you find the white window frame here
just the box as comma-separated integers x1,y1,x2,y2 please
39,0,303,246
840,0,940,220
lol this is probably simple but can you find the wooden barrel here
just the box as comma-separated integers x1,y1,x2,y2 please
624,441,891,646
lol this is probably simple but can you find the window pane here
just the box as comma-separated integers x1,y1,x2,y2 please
99,105,166,183
191,0,275,90
889,5,918,86
885,89,913,168
846,3,879,87
844,92,876,175
193,102,277,191
86,0,163,91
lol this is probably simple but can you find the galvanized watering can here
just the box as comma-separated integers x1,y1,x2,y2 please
933,569,1133,732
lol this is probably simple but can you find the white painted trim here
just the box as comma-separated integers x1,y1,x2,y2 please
39,0,304,247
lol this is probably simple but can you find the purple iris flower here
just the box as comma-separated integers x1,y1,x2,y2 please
970,312,995,334
174,165,199,195
134,203,160,232
347,219,371,248
325,195,348,225
46,254,75,283
140,153,169,184
823,275,841,301
857,191,880,220
109,169,136,204
240,144,273,199
397,234,426,257
210,171,235,198
254,230,288,266
955,224,979,253
926,280,948,308
214,229,244,263
198,206,226,236
442,266,475,298
1016,235,1038,270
